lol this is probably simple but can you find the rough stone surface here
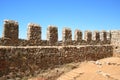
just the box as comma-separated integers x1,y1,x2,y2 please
27,23,41,41
84,30,92,43
2,20,18,45
47,26,58,45
100,30,107,41
111,30,120,56
62,28,72,45
111,30,120,45
107,31,111,41
0,19,120,79
0,45,113,78
0,21,111,46
74,29,82,41
93,31,100,41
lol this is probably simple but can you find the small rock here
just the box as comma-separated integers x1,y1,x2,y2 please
95,61,102,65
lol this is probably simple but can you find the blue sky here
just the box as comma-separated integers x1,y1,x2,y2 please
0,0,120,40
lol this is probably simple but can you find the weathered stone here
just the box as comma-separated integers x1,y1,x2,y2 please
47,26,58,45
27,23,41,41
100,30,107,41
2,20,19,45
74,29,82,41
62,28,72,45
84,30,92,42
0,19,120,79
111,30,120,55
0,45,113,78
3,20,18,40
93,31,100,41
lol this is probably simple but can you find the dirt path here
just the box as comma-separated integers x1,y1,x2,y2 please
57,57,120,80
28,57,120,80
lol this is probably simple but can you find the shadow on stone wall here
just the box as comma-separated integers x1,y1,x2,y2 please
0,45,113,78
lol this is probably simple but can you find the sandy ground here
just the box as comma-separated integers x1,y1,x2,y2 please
29,57,120,80
57,57,120,80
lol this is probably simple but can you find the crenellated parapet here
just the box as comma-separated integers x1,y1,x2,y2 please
100,30,107,41
84,30,92,42
0,19,113,46
1,20,19,45
3,20,19,40
62,28,72,45
74,29,82,42
27,23,41,41
0,19,120,78
93,31,100,41
47,26,58,45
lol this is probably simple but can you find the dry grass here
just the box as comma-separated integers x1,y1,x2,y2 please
28,57,120,80
28,62,81,80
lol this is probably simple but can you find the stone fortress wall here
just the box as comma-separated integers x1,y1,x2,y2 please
0,20,119,78
111,30,120,56
0,20,111,46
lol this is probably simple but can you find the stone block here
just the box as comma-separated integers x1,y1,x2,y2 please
62,28,72,45
74,29,82,41
84,30,92,42
100,30,107,41
27,23,41,41
2,20,19,41
93,31,100,41
47,26,58,45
